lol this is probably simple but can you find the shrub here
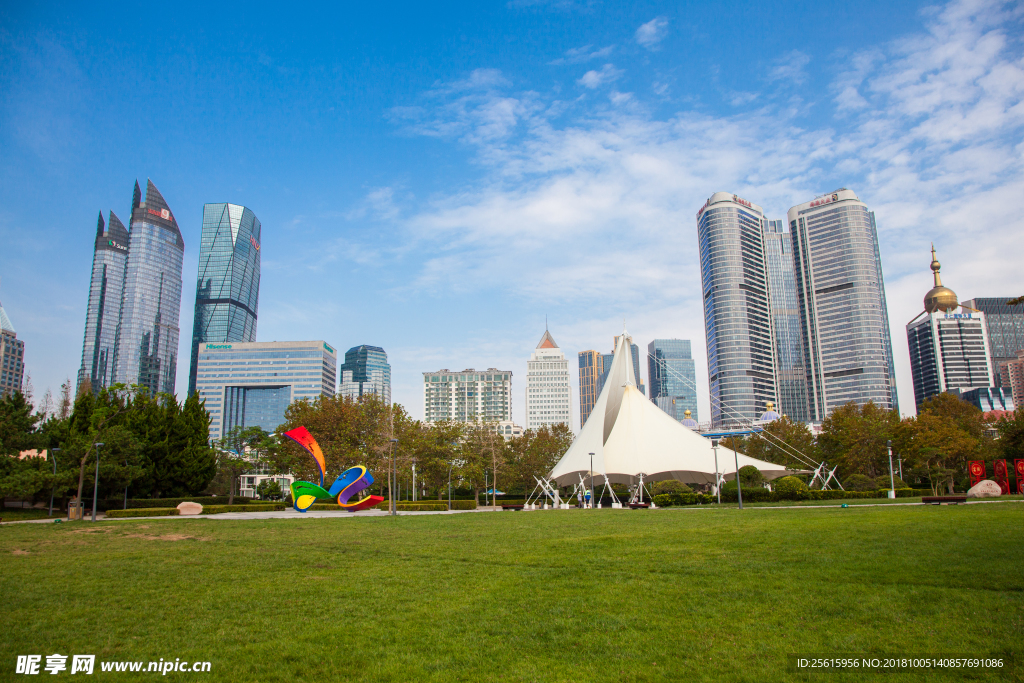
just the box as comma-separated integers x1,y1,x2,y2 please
844,474,878,491
104,508,180,518
774,476,809,500
738,465,763,488
651,480,693,495
201,504,285,514
652,492,715,507
874,475,907,489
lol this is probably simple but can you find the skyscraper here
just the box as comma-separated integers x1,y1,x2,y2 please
0,295,25,398
187,203,261,396
113,180,184,397
697,192,777,427
647,339,698,423
578,350,603,427
961,297,1024,390
339,345,392,404
526,329,571,430
907,247,994,411
423,369,512,423
763,219,809,422
788,189,898,418
78,211,129,393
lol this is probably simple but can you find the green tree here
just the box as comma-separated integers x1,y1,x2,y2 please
503,423,574,495
817,401,900,479
217,425,269,505
257,478,283,501
743,417,817,469
996,406,1024,462
0,391,40,456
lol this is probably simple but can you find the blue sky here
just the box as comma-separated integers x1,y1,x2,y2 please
1,0,1022,427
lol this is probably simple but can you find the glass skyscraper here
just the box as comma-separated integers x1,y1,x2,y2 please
787,189,898,418
697,192,777,427
78,210,129,392
195,340,338,442
647,339,698,423
763,219,809,422
187,203,261,396
962,297,1024,389
578,350,603,427
113,180,185,398
339,345,392,404
1,296,25,398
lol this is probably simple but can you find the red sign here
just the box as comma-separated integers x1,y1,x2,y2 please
250,235,260,251
696,197,711,220
147,208,172,221
993,459,1009,495
732,194,753,209
1016,459,1024,495
809,193,840,209
968,460,986,486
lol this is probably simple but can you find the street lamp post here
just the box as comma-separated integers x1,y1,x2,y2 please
123,458,129,510
712,440,721,505
48,448,60,517
733,445,743,510
91,443,105,522
589,452,595,509
448,461,456,512
389,438,399,516
412,460,416,502
887,439,896,499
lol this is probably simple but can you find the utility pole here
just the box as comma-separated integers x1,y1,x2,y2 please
48,448,60,517
886,439,896,499
389,438,399,515
712,440,721,505
91,443,105,522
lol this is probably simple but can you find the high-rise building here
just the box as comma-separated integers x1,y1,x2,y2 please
113,180,184,398
763,219,809,422
526,329,571,430
647,339,698,423
578,350,603,427
195,340,338,442
423,369,512,423
788,189,898,418
1004,350,1024,408
951,387,1014,414
0,296,25,398
697,192,777,427
961,297,1024,390
907,247,994,411
339,345,392,404
187,203,261,396
78,211,129,393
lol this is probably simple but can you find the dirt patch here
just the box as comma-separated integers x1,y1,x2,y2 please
12,549,30,555
123,533,204,541
69,527,114,535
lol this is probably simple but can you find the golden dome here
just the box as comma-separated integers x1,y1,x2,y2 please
924,245,958,313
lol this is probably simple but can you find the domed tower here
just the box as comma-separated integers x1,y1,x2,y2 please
681,409,699,429
923,245,959,313
758,401,781,423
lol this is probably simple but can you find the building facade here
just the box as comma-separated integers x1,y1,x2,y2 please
423,368,512,424
187,203,261,396
788,189,898,419
961,298,1024,390
578,350,603,427
0,297,25,398
1002,350,1024,409
952,387,1014,414
339,345,392,404
697,192,777,427
78,211,129,393
113,180,185,398
647,339,698,423
763,219,810,422
526,330,571,430
194,340,338,442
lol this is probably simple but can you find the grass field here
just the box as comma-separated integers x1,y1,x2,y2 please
2,504,1022,682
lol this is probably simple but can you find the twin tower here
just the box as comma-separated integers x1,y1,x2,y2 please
77,180,260,399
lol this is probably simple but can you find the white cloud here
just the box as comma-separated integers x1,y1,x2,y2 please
549,44,615,65
635,17,669,49
577,63,623,89
768,50,811,84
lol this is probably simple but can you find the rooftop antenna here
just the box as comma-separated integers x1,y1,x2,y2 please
545,315,548,331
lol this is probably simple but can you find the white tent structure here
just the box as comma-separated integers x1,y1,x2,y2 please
550,331,796,487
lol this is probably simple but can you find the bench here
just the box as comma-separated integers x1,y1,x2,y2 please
922,496,967,505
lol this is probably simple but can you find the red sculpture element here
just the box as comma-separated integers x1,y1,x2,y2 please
992,459,1010,496
968,460,986,487
1016,460,1024,495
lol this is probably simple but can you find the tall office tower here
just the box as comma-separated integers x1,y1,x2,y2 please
907,247,994,411
526,329,571,430
339,345,392,404
578,350,604,426
648,339,698,423
423,368,512,423
1005,351,1024,408
187,203,261,396
697,192,777,427
788,189,898,418
77,211,129,393
961,297,1024,389
195,340,337,442
763,219,810,422
112,180,184,398
0,296,25,398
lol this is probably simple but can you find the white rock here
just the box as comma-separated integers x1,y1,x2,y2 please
966,480,1002,498
176,502,203,515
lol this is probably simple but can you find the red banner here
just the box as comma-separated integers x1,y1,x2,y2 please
993,459,1009,496
1016,459,1024,495
968,460,986,487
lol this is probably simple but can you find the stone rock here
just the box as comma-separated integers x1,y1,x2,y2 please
176,502,203,515
966,480,1002,498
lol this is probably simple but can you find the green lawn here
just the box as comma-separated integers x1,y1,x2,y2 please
2,504,1022,682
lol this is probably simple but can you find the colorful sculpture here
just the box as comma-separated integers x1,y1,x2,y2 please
283,426,385,513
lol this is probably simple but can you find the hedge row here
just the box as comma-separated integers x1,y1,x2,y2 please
653,487,925,507
202,504,284,514
104,508,181,518
375,500,477,511
98,496,256,511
